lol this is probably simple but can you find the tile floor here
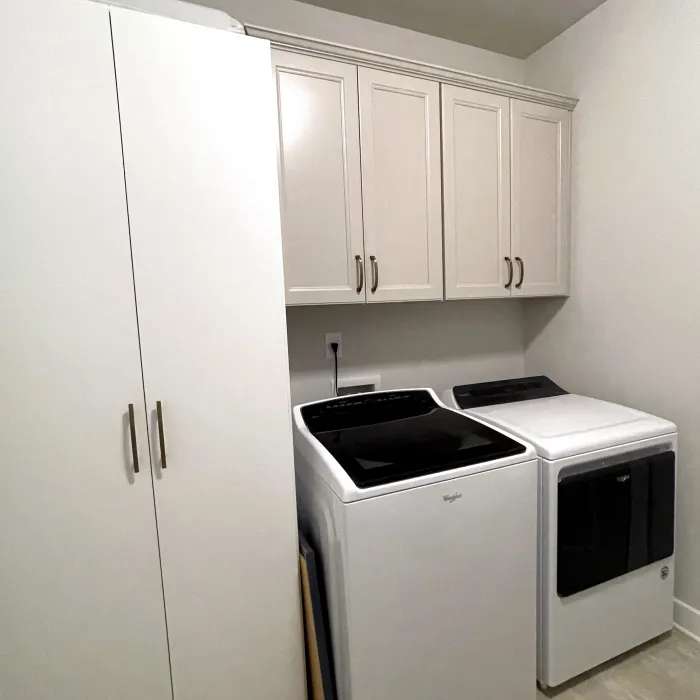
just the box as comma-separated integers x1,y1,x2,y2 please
537,631,700,700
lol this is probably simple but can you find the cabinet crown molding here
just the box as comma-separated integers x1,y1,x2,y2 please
246,24,578,110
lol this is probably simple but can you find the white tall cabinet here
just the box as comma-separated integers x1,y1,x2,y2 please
1,2,305,700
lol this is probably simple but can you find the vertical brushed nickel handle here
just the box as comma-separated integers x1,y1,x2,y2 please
515,257,524,288
370,255,379,294
128,404,140,474
156,401,167,470
504,257,513,289
355,255,364,294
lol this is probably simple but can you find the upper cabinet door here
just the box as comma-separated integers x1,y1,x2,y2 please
442,86,511,299
111,11,305,700
359,68,443,302
511,100,571,297
273,51,365,305
0,2,171,698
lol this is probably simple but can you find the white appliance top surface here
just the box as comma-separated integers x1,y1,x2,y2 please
466,394,676,461
294,388,537,502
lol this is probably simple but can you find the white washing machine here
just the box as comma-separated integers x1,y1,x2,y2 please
293,388,538,700
445,377,677,689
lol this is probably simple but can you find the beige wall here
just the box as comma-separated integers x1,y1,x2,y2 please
181,3,529,427
286,301,525,405
524,0,700,618
187,0,525,82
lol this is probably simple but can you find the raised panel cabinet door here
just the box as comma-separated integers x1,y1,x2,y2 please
442,85,511,299
110,10,306,700
273,51,365,305
0,2,172,698
511,100,571,297
359,68,443,302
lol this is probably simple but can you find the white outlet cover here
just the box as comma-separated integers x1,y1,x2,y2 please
325,332,342,359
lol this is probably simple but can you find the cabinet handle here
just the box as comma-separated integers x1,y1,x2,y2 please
504,257,513,289
156,401,167,470
370,256,379,294
515,257,524,288
128,404,140,474
355,255,364,294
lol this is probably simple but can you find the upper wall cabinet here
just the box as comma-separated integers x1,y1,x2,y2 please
270,36,575,305
273,51,365,305
511,100,571,297
442,85,511,299
358,68,443,303
442,90,571,299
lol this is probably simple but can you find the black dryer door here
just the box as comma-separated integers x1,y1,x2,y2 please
558,450,675,597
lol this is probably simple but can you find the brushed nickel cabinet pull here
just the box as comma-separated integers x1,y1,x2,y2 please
504,257,513,289
515,257,524,288
128,403,139,474
355,254,364,294
370,255,379,294
156,401,167,470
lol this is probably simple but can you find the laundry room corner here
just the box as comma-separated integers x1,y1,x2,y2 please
521,0,700,646
7,0,700,697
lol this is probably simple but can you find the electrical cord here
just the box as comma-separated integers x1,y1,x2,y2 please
331,342,339,397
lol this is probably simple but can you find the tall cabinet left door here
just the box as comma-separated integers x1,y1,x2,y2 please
0,2,172,700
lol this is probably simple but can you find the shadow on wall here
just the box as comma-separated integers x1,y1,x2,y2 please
285,299,526,404
523,297,567,349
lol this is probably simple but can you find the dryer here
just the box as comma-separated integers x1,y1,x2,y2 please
294,388,538,700
445,377,677,688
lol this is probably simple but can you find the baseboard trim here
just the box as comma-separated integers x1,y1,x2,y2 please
674,598,700,644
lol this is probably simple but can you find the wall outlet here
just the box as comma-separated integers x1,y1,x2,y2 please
325,332,343,360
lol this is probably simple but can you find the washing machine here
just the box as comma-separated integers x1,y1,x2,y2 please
293,388,538,700
444,377,677,688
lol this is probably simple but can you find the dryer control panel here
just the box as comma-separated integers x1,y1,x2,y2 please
453,376,568,409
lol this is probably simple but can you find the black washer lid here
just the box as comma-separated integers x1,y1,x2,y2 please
300,389,527,489
453,376,568,409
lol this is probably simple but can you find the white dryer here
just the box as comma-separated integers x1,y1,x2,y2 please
294,388,538,700
445,377,677,689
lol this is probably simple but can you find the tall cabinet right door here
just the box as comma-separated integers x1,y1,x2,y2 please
511,100,571,296
359,68,443,302
111,10,306,700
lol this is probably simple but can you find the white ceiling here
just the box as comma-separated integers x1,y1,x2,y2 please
294,0,607,58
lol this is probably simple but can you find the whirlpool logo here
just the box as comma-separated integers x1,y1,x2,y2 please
443,492,463,503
